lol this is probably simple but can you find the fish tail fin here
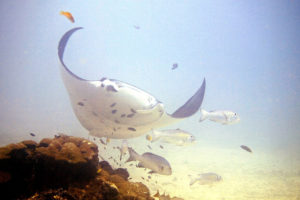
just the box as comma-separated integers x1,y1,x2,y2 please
120,139,128,161
189,178,197,186
125,147,138,163
199,109,209,122
60,11,64,15
150,129,161,143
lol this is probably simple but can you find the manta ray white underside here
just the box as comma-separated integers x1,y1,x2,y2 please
58,27,206,139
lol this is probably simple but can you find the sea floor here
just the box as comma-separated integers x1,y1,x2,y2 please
1,132,299,200
101,138,300,200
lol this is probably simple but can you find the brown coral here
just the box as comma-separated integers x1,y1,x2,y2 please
0,134,155,200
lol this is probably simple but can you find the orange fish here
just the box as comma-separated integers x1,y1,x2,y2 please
60,11,75,23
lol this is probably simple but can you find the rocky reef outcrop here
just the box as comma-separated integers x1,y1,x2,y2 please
0,134,154,200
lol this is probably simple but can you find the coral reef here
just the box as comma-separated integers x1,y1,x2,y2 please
0,134,154,200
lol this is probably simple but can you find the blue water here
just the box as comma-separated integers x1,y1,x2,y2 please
0,1,300,199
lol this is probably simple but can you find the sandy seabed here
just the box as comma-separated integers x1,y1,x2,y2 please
103,138,300,200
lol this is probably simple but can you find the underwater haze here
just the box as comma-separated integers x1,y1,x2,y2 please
1,0,300,199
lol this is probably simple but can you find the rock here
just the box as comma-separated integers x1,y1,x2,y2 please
22,140,37,149
38,138,52,147
0,171,11,183
0,134,155,200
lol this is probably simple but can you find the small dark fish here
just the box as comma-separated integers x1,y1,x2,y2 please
110,103,116,107
77,102,84,106
111,109,117,114
92,111,98,117
128,127,136,131
30,133,36,137
160,145,164,149
172,63,178,70
134,25,140,29
93,137,96,141
148,175,151,179
240,145,252,153
147,145,152,150
99,139,106,145
141,177,145,180
127,113,135,118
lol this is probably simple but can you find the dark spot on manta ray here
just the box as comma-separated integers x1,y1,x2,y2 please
110,103,116,107
100,77,107,81
128,127,136,131
106,85,118,92
130,108,136,113
121,114,126,118
77,102,84,106
112,109,117,114
127,113,135,118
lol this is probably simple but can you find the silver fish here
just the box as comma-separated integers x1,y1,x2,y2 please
126,147,172,175
147,128,196,146
199,109,240,125
190,172,222,185
119,139,128,160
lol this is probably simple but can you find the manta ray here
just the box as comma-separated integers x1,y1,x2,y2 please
58,27,206,139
